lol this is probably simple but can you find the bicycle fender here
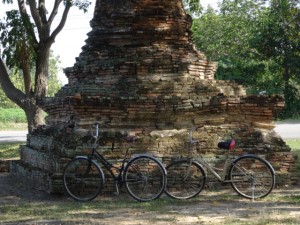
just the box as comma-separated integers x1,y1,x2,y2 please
72,156,106,182
232,154,275,175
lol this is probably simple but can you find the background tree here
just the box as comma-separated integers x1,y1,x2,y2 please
0,0,91,132
250,0,300,117
192,0,300,118
182,0,203,17
0,51,62,108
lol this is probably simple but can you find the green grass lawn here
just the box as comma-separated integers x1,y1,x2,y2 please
0,190,299,225
0,108,27,130
285,139,300,149
285,139,300,171
0,142,23,160
0,122,27,131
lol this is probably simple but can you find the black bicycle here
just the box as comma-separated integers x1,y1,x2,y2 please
63,122,167,202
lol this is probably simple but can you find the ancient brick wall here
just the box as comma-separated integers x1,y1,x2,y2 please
10,0,298,193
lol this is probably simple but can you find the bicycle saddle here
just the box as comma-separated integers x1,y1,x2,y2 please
217,139,236,150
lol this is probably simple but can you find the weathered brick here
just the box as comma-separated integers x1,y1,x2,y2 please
10,0,298,193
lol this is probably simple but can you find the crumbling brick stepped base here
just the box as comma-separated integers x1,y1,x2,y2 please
10,0,298,193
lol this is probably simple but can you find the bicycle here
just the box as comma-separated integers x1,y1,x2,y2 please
63,122,167,202
165,126,275,201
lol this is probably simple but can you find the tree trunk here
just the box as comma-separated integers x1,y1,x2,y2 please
0,58,45,133
25,101,45,133
35,43,50,98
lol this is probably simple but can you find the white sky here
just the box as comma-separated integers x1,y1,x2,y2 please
0,0,219,84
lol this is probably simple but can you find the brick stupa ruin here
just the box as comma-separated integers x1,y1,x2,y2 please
10,0,298,192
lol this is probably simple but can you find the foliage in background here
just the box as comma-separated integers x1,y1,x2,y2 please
183,0,203,17
251,0,300,118
0,51,62,108
0,0,91,132
45,52,63,97
192,0,300,119
0,108,26,123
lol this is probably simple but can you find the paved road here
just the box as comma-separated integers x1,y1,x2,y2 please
274,122,300,139
0,131,27,142
0,122,299,142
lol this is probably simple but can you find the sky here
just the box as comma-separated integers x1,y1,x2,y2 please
0,0,219,84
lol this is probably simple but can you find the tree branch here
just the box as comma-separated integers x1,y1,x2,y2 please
17,0,39,46
38,0,48,24
48,0,63,27
0,59,27,108
27,0,43,34
50,3,71,41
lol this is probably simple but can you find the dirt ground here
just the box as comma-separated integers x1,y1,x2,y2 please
0,173,300,225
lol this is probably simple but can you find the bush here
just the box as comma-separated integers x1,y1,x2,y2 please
0,108,26,123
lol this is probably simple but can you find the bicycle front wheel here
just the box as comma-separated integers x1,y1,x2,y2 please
124,155,166,202
229,155,275,199
63,157,104,201
165,159,206,199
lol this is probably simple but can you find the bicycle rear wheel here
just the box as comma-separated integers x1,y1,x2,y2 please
165,159,206,199
124,155,166,202
229,155,275,199
63,157,104,201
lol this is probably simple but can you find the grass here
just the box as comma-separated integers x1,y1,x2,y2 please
0,122,27,131
285,139,300,149
223,194,300,225
0,192,299,224
0,107,27,130
0,197,178,224
0,142,23,159
285,139,300,171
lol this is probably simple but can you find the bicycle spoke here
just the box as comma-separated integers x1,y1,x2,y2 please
124,156,166,201
230,156,275,199
165,160,206,199
63,158,104,201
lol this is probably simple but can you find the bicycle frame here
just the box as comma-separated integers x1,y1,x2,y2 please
88,145,132,194
188,128,249,183
189,132,275,185
192,156,242,183
82,123,133,194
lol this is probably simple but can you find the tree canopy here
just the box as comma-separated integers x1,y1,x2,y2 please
192,0,300,118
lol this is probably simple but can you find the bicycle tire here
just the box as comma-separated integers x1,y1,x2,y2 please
124,155,166,202
63,157,105,201
165,159,206,199
229,155,275,199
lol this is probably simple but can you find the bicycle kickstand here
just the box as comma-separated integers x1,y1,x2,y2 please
113,181,120,196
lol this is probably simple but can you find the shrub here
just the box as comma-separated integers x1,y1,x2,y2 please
0,108,26,123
